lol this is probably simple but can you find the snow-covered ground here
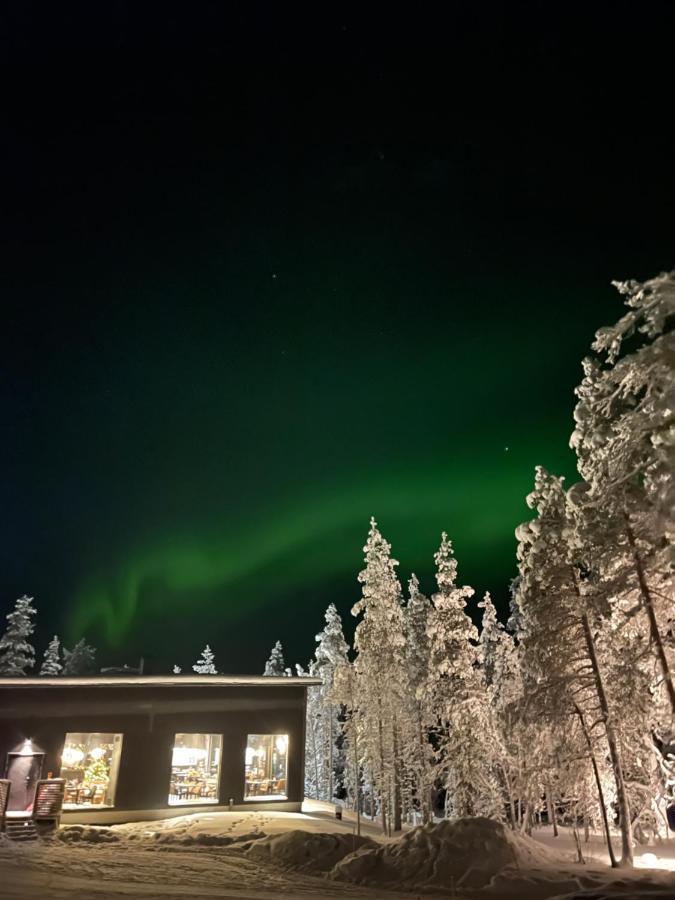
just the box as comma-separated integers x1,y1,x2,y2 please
1,802,674,900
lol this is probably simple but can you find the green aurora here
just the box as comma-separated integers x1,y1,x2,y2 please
68,415,578,667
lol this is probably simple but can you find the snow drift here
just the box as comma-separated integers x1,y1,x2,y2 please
331,817,566,891
57,825,120,843
152,829,265,847
246,829,377,874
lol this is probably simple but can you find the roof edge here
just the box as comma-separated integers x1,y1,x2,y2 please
0,675,322,688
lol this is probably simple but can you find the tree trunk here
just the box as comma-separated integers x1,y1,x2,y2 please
519,802,531,834
351,709,361,836
392,717,403,832
328,710,334,802
574,702,618,868
546,779,559,837
377,712,388,835
416,706,431,824
624,517,675,715
310,711,320,800
572,810,585,864
502,765,517,829
580,612,633,866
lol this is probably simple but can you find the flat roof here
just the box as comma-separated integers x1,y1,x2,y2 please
0,675,322,688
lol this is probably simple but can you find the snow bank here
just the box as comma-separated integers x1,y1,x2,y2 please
332,817,565,891
246,829,377,874
152,829,265,847
57,825,120,843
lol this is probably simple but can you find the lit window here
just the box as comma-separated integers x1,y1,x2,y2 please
244,734,288,799
168,733,222,805
62,733,123,808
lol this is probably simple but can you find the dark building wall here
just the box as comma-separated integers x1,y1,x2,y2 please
0,683,308,815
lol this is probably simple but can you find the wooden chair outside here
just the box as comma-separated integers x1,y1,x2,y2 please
0,779,10,832
32,779,66,833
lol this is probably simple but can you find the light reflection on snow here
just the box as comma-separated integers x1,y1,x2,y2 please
635,852,675,871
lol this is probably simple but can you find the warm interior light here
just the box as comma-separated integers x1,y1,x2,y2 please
62,746,85,766
171,746,207,767
19,738,34,756
89,746,106,760
275,735,288,754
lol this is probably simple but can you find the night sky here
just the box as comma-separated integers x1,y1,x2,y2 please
2,3,674,673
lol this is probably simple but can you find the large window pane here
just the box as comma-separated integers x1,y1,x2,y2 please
62,732,123,807
168,733,221,805
244,734,288,799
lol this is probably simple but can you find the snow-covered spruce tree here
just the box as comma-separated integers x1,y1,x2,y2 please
39,635,62,676
263,640,286,676
0,595,37,676
309,603,350,801
300,657,324,800
329,660,362,834
193,644,217,674
425,534,500,819
478,592,510,690
401,573,434,823
571,271,674,715
600,599,670,845
172,665,182,674
515,467,633,866
477,592,525,827
506,577,527,641
566,478,673,842
352,517,408,834
62,638,96,675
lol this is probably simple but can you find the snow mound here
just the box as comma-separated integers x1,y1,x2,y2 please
246,829,377,874
332,817,565,891
57,825,120,843
153,829,265,847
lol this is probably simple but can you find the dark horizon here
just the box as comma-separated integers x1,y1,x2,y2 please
2,2,674,673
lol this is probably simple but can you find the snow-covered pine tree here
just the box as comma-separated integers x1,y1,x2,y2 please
329,660,362,834
263,640,286,676
301,656,324,800
310,603,350,801
402,573,434,823
425,534,499,819
571,272,675,715
0,595,37,676
515,467,633,866
352,517,408,834
62,638,96,675
193,644,217,674
172,665,182,674
478,592,506,689
40,635,62,676
477,591,525,827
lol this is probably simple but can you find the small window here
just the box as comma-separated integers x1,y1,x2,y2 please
168,733,221,805
244,734,288,800
62,733,123,808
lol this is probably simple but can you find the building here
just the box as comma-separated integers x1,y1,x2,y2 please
0,675,320,824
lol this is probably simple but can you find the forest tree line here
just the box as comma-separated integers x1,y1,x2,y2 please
295,272,674,869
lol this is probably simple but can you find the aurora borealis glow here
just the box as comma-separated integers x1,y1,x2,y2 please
4,5,674,671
